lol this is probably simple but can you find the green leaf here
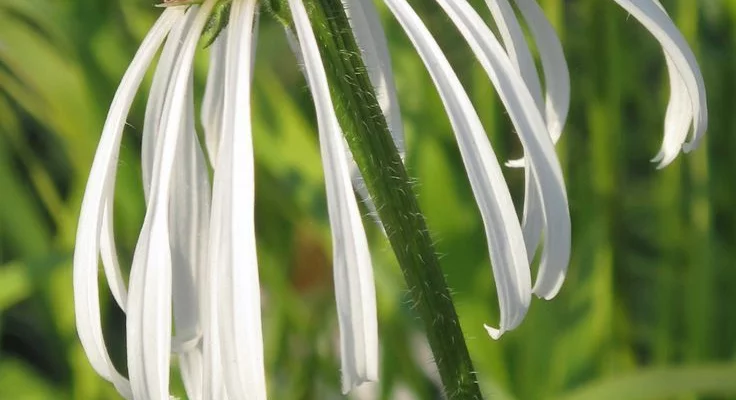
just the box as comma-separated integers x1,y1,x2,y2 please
0,263,32,311
0,358,70,400
558,364,736,400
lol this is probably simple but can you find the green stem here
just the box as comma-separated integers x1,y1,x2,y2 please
278,0,483,398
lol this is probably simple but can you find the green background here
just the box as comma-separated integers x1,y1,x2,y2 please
1,0,735,398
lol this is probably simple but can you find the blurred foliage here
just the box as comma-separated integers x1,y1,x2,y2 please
1,0,735,399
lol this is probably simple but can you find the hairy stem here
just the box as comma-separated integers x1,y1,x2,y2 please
285,0,484,397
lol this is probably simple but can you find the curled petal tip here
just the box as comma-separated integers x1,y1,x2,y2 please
652,146,682,169
505,158,525,168
484,324,503,340
682,136,701,154
651,150,665,164
342,374,379,395
532,277,564,300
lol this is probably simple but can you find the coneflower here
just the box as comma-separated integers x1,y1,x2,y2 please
74,1,378,398
72,0,706,398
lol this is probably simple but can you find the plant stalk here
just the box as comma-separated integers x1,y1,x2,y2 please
292,0,484,398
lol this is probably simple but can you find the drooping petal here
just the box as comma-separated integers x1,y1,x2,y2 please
205,1,267,399
486,0,544,111
513,0,570,143
436,0,570,300
284,25,384,227
142,10,197,200
633,0,698,167
289,0,379,392
201,29,227,164
484,0,546,262
138,16,208,400
169,73,211,400
383,0,532,338
199,19,262,400
612,0,707,156
653,53,693,167
201,40,228,400
126,3,216,399
496,0,570,262
99,193,127,309
202,163,228,399
72,9,181,400
502,0,570,171
102,9,198,314
519,166,544,260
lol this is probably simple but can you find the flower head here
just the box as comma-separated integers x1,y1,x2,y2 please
74,0,380,398
73,0,706,397
374,0,706,338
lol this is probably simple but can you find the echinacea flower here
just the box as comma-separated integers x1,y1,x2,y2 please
400,0,706,337
73,0,707,398
74,0,381,398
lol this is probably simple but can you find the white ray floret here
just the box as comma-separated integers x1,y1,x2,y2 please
509,0,570,145
611,0,707,167
290,0,379,392
436,0,571,299
382,0,532,338
73,8,182,399
125,3,215,399
485,0,571,266
206,0,267,399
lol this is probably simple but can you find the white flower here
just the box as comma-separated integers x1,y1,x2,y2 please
73,0,707,397
379,0,570,339
375,0,706,338
74,0,380,398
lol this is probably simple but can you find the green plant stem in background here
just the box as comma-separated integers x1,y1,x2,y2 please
275,0,483,398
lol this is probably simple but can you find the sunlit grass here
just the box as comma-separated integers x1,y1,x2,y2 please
1,0,734,398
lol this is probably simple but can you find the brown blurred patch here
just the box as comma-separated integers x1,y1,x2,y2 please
290,226,332,296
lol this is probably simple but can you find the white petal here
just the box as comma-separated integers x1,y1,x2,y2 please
102,9,198,314
207,1,267,399
612,0,707,154
290,0,403,223
126,3,216,399
289,0,379,392
285,26,385,228
504,0,570,168
99,193,127,310
520,166,544,258
383,0,531,338
179,348,204,400
484,0,547,261
486,0,544,111
514,0,570,143
201,14,258,166
202,169,228,400
653,52,693,167
169,74,211,400
509,1,570,260
201,26,231,400
142,11,196,200
127,218,172,400
639,0,696,168
73,9,181,399
436,0,570,300
202,29,227,164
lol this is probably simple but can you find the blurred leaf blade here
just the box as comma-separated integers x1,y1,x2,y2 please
558,364,736,400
